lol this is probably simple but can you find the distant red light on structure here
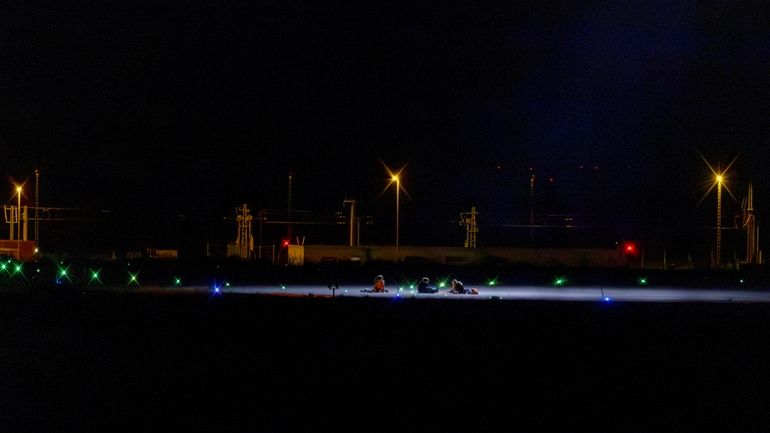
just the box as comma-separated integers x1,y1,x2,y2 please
623,242,638,256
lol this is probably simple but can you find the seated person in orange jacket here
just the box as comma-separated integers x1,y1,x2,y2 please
373,275,386,292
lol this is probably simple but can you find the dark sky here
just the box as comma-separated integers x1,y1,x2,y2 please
1,1,769,251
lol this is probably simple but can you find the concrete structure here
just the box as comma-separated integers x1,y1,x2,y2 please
0,239,37,260
295,245,627,267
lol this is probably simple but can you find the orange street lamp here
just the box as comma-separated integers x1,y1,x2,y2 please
380,161,410,262
698,153,738,268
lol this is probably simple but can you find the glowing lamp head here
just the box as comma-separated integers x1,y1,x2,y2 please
716,174,723,183
15,186,21,194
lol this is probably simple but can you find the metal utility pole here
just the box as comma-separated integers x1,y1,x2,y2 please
287,171,293,243
235,204,253,259
529,173,535,243
460,206,479,248
742,183,759,264
35,169,39,246
343,198,357,246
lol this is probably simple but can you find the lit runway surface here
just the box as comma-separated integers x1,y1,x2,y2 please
204,285,770,303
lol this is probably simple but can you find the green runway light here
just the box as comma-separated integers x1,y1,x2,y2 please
174,277,182,286
554,277,567,287
57,264,72,283
638,277,648,285
9,262,23,278
225,282,230,287
89,268,102,284
127,271,140,286
487,278,498,286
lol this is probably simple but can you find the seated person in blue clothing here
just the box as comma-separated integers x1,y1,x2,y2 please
417,277,438,293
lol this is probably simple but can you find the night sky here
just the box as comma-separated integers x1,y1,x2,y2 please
2,2,769,252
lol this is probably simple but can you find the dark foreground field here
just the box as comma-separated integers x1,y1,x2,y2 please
3,288,770,432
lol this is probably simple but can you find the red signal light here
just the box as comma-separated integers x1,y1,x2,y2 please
282,240,289,247
623,242,638,256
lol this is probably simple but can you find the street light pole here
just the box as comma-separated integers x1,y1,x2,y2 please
392,174,399,262
16,185,21,259
381,161,408,264
716,174,722,267
698,152,737,269
16,186,21,240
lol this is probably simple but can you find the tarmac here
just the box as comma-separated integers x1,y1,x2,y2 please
4,280,770,432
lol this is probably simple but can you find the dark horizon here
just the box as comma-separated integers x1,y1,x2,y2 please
2,2,769,254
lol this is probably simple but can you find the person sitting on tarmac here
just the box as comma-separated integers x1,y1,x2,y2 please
449,279,478,295
417,276,438,294
373,275,387,292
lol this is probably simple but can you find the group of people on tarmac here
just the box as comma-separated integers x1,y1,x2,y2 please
372,275,478,295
